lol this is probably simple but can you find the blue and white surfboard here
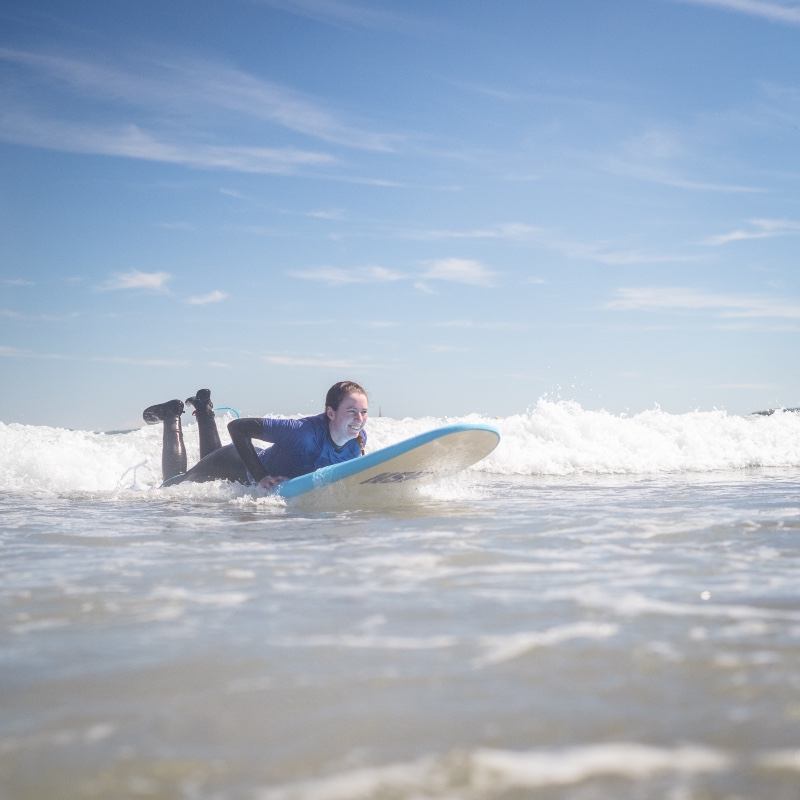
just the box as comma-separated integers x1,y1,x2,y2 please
275,423,500,509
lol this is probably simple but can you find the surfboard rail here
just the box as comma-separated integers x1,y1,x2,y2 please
275,422,500,503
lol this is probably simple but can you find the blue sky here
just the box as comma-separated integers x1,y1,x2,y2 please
1,0,799,430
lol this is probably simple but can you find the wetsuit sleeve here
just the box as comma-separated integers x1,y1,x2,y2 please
227,418,269,483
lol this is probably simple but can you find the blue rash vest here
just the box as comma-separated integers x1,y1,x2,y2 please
255,412,365,478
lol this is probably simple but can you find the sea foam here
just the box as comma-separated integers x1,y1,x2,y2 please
1,401,799,496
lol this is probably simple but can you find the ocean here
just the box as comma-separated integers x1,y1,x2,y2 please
2,400,800,799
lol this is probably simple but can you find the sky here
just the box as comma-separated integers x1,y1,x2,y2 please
1,0,799,430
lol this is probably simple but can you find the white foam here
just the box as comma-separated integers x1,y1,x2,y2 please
474,622,619,667
149,586,250,608
2,401,799,496
572,587,800,623
469,743,731,788
484,401,800,476
255,743,730,800
0,723,116,755
274,633,459,650
759,749,800,771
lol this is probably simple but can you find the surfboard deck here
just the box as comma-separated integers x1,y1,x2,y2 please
275,423,500,510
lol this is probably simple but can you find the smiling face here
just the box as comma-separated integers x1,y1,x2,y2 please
326,391,369,446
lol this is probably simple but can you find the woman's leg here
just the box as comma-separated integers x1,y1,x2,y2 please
185,388,222,458
161,444,249,487
142,399,187,482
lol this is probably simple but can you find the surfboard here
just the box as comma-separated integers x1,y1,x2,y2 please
275,423,500,510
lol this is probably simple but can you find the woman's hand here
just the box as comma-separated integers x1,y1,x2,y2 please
259,475,287,489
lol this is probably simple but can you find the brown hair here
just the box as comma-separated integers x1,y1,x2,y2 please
326,381,368,455
324,381,368,412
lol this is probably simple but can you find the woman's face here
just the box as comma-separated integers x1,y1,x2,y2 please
326,392,369,445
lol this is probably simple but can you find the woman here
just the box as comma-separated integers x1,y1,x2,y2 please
143,381,368,488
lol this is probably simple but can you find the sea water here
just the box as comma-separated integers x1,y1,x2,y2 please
2,400,800,799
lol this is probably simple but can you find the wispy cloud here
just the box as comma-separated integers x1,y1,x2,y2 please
0,110,337,176
429,344,470,353
607,286,800,319
288,265,406,285
0,345,187,366
100,270,171,291
454,78,623,116
603,156,765,194
219,187,248,199
263,353,364,369
410,223,544,242
433,319,528,332
1,277,35,286
0,47,402,153
306,208,346,220
403,221,698,266
715,382,778,390
675,0,800,26
422,258,496,286
602,128,765,194
186,290,228,305
158,221,196,231
557,241,701,266
90,355,190,367
703,218,800,245
1,309,80,322
361,320,401,329
257,0,422,31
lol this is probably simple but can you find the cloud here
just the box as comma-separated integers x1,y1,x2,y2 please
411,223,544,242
186,290,228,305
675,0,800,25
1,309,80,322
0,110,337,176
1,277,35,286
158,221,196,231
601,128,766,194
433,319,529,332
607,287,800,319
90,355,190,367
403,222,698,266
289,258,498,289
256,0,421,31
306,208,346,220
100,270,171,291
558,242,701,266
0,345,186,366
603,156,765,194
283,318,338,327
429,344,469,353
703,218,800,245
219,187,248,199
361,320,401,329
288,265,406,285
715,383,778,390
422,258,496,286
713,321,800,332
0,47,401,153
264,354,363,369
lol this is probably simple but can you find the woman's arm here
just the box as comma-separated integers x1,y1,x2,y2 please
227,418,269,483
